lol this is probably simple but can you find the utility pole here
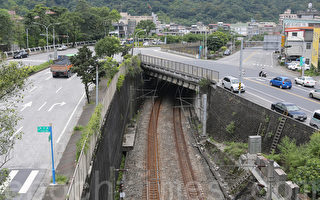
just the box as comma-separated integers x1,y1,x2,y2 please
239,38,243,95
96,65,99,106
205,26,208,60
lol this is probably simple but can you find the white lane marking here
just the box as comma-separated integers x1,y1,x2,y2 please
45,71,51,74
18,170,39,194
38,102,47,111
10,127,23,140
0,170,19,194
45,76,52,80
55,87,62,93
29,86,37,93
57,92,85,143
245,91,273,104
293,84,314,93
48,102,66,112
20,101,32,112
246,86,285,102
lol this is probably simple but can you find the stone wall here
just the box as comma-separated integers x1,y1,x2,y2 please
206,86,315,153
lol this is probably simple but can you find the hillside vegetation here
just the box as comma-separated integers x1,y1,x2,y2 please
2,0,320,25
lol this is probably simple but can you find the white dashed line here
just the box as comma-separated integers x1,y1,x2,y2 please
56,87,62,93
38,102,47,111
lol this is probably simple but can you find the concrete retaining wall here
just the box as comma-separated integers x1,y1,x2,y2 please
87,74,143,200
207,86,315,153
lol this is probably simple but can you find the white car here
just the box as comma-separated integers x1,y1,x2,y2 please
303,64,310,70
294,76,316,87
309,89,320,99
222,76,245,93
57,45,68,51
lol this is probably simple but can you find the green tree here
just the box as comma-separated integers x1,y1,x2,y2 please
70,46,101,103
207,31,229,51
59,11,83,46
0,61,29,197
0,9,14,50
182,33,202,43
95,36,120,58
136,20,156,35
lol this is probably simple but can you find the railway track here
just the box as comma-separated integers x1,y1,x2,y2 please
143,99,161,200
173,107,204,200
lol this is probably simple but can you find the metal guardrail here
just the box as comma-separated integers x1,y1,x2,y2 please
3,40,96,58
139,54,219,83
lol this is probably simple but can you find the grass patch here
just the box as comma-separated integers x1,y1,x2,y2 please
225,121,235,134
52,174,68,185
74,125,84,131
76,104,102,161
25,60,53,75
116,75,125,91
223,142,248,159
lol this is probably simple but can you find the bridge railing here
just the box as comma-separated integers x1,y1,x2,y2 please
3,40,96,58
139,54,219,83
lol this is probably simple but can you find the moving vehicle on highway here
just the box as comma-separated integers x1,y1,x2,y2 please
222,76,245,93
50,54,74,78
294,76,316,87
57,45,68,51
13,51,28,59
271,102,307,121
269,76,292,89
309,89,320,99
310,110,320,129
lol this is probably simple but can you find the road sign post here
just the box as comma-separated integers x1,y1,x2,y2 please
37,124,56,184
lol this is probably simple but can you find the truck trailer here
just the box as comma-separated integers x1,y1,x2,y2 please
50,54,74,78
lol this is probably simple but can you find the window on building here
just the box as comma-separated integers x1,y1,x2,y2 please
292,32,297,36
306,43,311,49
306,58,310,64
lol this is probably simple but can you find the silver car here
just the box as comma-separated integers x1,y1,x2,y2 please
309,89,320,99
294,76,316,87
222,76,245,93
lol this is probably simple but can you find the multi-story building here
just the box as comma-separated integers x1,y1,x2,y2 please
208,22,230,32
112,12,161,38
285,27,314,64
279,9,297,25
230,23,248,36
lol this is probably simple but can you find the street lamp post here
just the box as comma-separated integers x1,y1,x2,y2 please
26,28,29,49
131,29,146,56
33,22,61,54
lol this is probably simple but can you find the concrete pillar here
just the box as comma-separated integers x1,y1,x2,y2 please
202,94,207,137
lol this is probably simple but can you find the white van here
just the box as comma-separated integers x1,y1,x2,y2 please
310,110,320,129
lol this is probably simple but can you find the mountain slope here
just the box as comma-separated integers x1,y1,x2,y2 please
1,0,319,25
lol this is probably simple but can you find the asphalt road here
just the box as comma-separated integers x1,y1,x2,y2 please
3,47,87,200
138,47,320,124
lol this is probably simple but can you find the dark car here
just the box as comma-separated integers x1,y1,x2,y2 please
270,76,292,89
13,51,28,59
271,102,307,121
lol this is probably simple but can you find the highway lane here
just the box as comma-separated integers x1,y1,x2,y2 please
139,47,320,124
3,67,85,199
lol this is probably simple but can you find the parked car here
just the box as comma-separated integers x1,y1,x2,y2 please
13,51,28,59
294,76,316,87
270,76,292,89
309,89,320,99
271,102,307,121
222,76,245,92
310,110,320,129
287,61,299,70
57,45,68,51
223,49,231,56
303,64,310,70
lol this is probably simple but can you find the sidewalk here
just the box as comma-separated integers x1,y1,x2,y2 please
43,78,109,200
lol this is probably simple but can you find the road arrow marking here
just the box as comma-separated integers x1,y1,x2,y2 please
20,101,32,111
38,102,47,111
48,102,66,112
56,87,62,93
45,76,52,80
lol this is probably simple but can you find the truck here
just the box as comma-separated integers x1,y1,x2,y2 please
50,54,74,78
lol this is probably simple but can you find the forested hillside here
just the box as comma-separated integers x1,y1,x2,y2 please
1,0,320,25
